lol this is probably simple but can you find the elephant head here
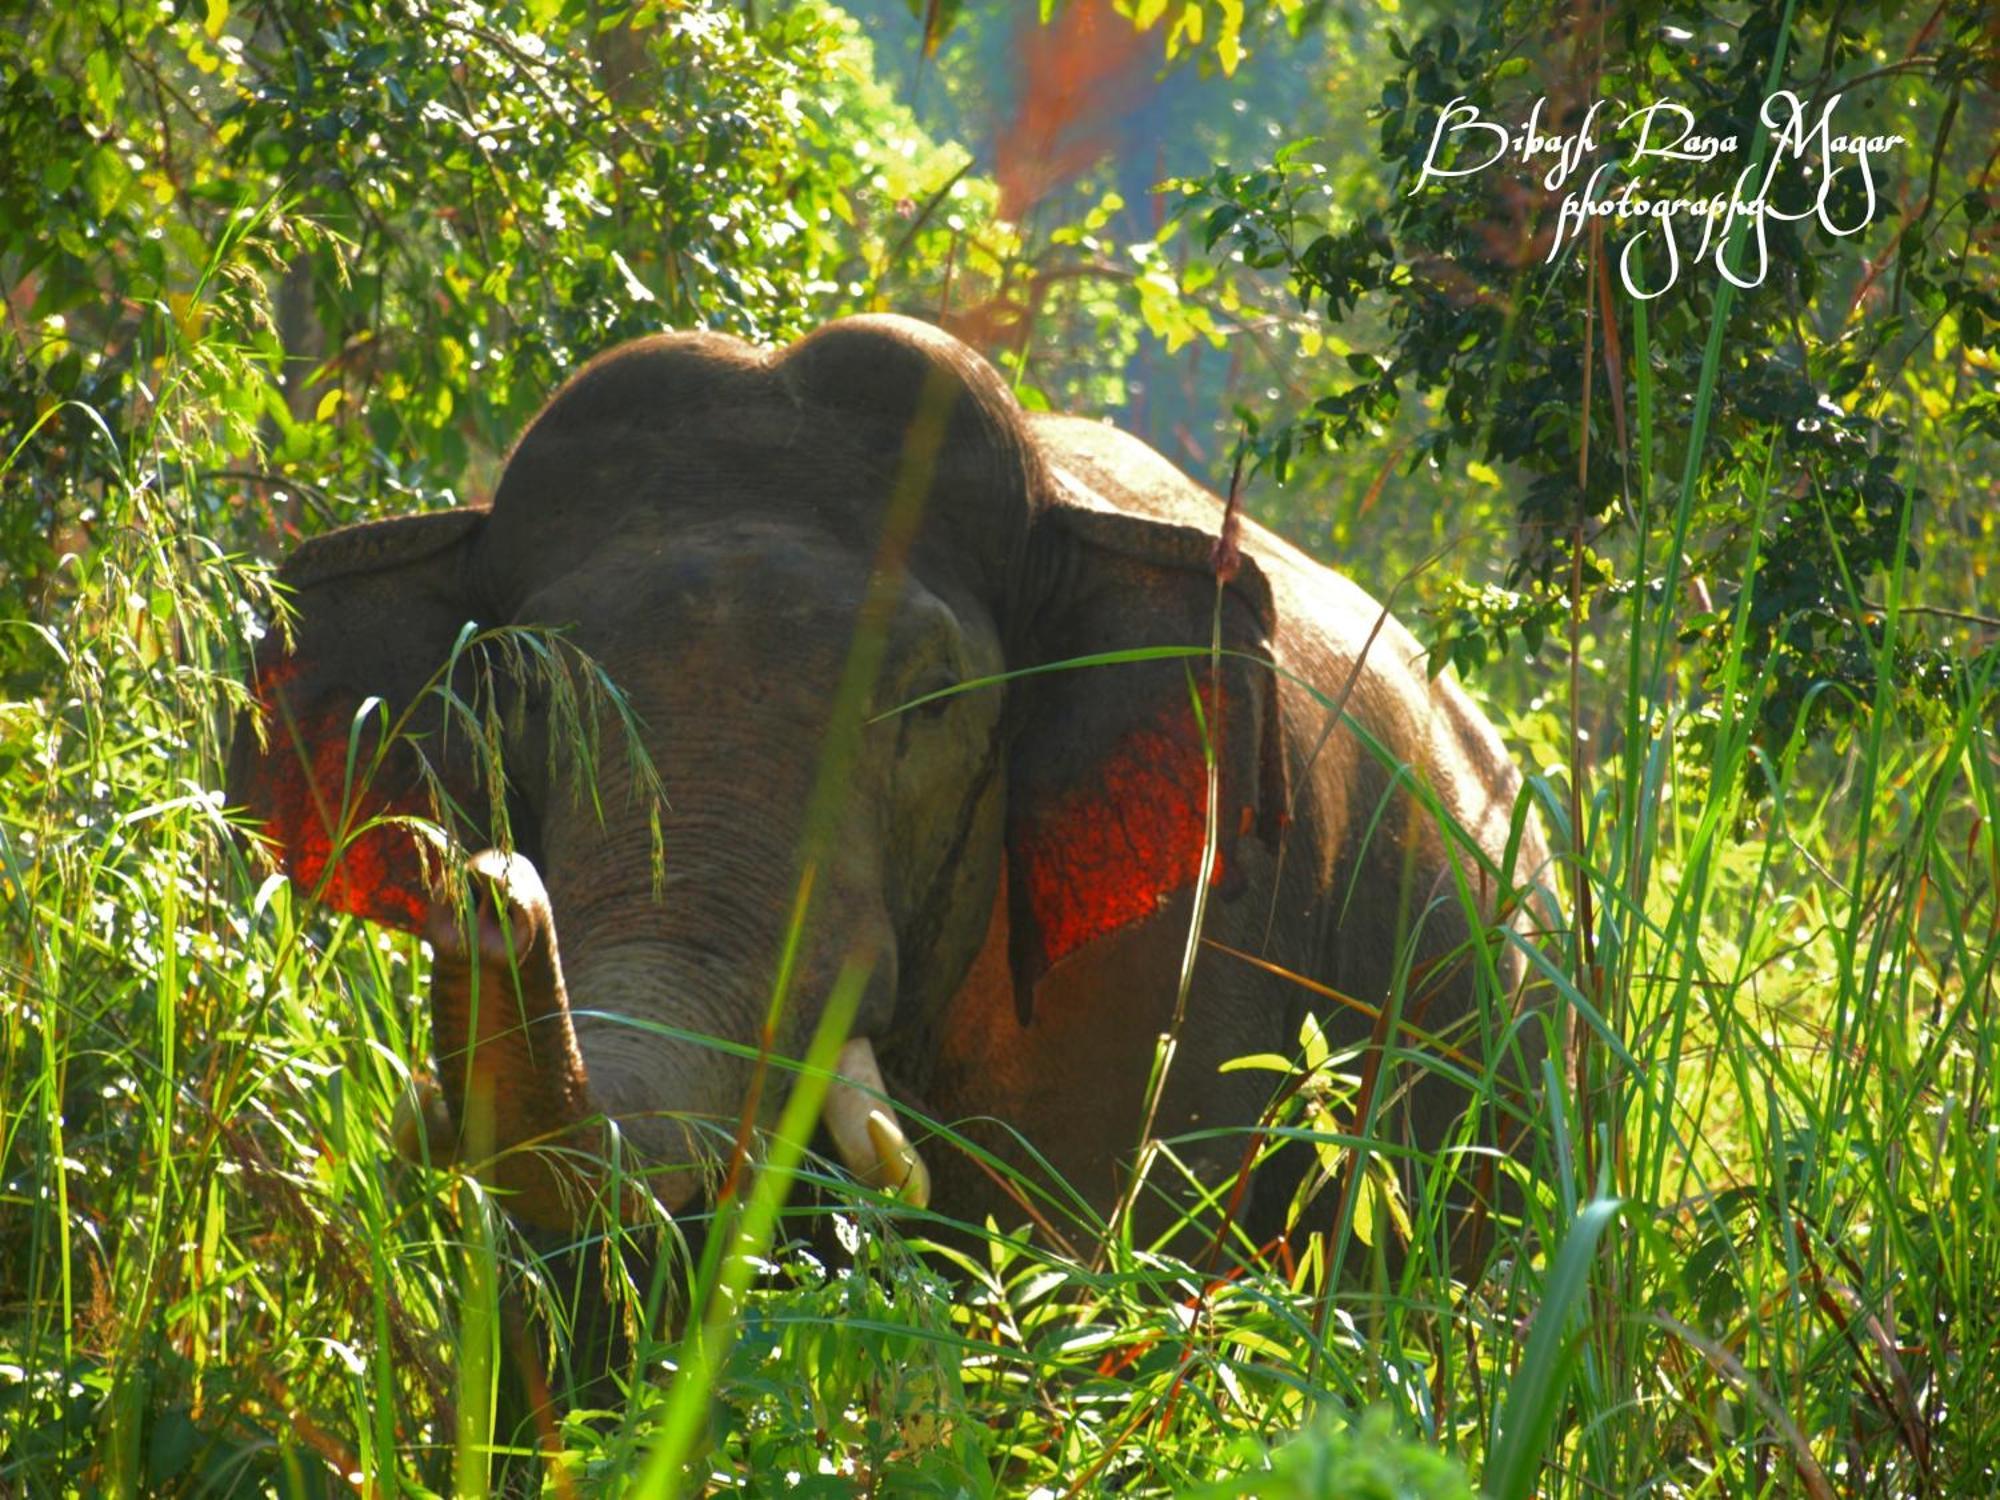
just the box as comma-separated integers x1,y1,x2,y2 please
230,316,1289,1231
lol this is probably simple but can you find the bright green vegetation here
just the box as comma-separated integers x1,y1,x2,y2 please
3,0,1994,1495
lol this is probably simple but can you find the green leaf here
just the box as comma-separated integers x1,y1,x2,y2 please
146,1406,200,1485
1487,1198,1627,1500
1218,0,1247,75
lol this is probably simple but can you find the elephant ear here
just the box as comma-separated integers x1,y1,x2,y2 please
230,509,491,931
1005,503,1287,1023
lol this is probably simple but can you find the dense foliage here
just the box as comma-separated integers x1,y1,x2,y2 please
1178,0,1995,747
2,0,1995,1495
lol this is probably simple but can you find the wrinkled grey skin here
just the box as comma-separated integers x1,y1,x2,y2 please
231,315,1555,1251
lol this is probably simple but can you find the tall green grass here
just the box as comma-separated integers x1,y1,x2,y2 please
4,270,1997,1500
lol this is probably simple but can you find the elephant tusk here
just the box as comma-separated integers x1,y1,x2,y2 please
824,1038,931,1209
862,1106,931,1209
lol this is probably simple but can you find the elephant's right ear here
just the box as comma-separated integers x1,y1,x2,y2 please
229,509,491,932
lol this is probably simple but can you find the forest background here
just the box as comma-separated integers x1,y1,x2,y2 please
1,0,1995,1494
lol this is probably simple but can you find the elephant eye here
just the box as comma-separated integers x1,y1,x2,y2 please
906,675,960,718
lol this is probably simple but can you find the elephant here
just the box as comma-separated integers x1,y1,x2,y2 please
229,314,1556,1266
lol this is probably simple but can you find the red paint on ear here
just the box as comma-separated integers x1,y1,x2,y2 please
250,661,433,931
1014,686,1227,976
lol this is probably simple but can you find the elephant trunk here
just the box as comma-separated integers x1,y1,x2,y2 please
431,857,933,1223
550,938,745,1216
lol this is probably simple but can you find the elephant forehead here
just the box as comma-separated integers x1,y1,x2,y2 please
522,525,865,623
510,527,987,689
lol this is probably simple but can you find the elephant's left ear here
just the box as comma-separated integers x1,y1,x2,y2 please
1005,506,1287,1024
